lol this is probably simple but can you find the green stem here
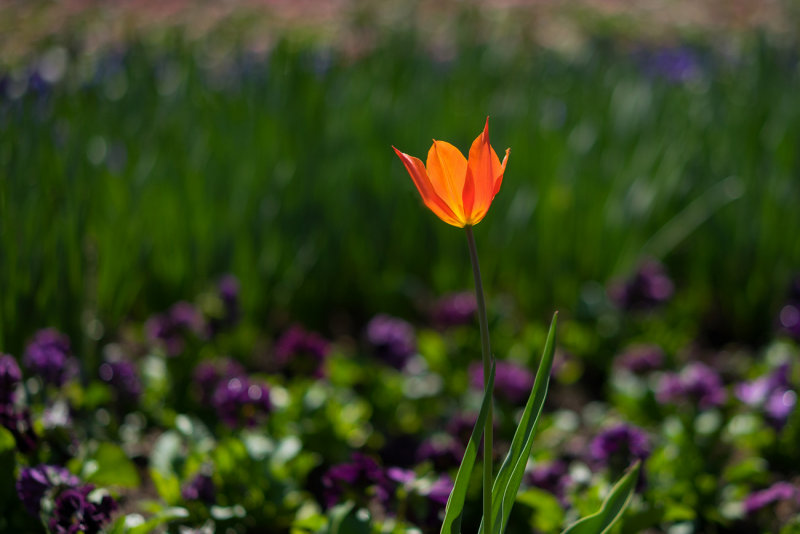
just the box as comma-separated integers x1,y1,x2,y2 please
465,225,493,530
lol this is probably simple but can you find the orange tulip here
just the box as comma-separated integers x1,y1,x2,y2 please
394,118,509,228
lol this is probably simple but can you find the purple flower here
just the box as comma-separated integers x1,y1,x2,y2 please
322,452,392,509
212,375,271,428
16,465,80,516
431,292,476,328
182,473,216,504
590,424,650,472
764,389,797,428
743,482,799,515
426,474,454,507
657,362,727,409
470,360,534,405
146,301,204,356
736,363,795,428
366,314,416,369
420,474,454,527
614,345,664,375
609,260,674,311
274,325,329,377
99,360,141,402
24,329,75,387
736,364,789,406
387,467,416,487
193,358,245,405
48,485,117,534
526,460,571,506
0,354,22,405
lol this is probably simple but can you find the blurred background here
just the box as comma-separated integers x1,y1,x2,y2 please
2,0,799,354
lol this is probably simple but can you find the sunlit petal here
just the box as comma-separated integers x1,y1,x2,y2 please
426,140,468,222
466,118,506,220
393,147,463,227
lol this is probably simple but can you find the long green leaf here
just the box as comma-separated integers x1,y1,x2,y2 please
480,311,558,534
440,361,496,534
561,461,641,534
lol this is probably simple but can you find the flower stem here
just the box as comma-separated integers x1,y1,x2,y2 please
465,225,493,529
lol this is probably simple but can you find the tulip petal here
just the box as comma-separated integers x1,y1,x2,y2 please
493,148,510,196
426,140,468,222
462,166,475,220
466,118,507,223
393,147,463,227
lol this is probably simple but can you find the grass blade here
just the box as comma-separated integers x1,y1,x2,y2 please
480,311,558,534
560,461,641,534
440,361,496,534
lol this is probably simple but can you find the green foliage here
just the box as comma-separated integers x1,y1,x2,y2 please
515,488,565,532
81,442,140,489
440,362,496,534
2,34,800,352
481,312,558,534
561,462,641,534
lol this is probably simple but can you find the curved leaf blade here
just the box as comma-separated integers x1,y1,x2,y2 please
440,361,496,534
477,312,557,534
561,461,641,534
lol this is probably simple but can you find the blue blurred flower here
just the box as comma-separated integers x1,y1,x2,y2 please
274,325,329,377
0,353,22,405
609,260,674,311
642,47,702,83
431,292,476,328
366,314,416,369
736,363,795,429
657,362,727,409
24,328,75,387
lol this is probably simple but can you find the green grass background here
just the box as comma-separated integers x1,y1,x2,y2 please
2,31,799,353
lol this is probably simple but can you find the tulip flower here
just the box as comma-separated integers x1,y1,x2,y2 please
393,118,510,526
393,118,509,227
